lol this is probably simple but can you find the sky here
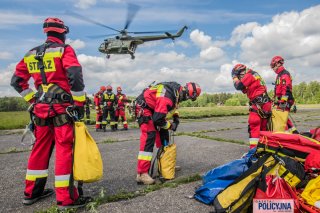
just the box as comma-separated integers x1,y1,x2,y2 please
1,0,320,97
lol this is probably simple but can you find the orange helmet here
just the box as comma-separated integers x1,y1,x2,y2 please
270,56,284,68
232,64,247,76
185,82,201,101
43,17,69,34
100,86,106,92
106,85,112,91
117,86,122,93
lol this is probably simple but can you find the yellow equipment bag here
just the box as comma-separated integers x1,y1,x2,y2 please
158,143,177,180
73,121,103,183
270,109,289,132
301,176,320,208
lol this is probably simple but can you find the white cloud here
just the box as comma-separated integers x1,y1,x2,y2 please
190,29,212,49
0,11,42,29
66,38,86,50
75,0,97,9
0,52,14,60
200,46,224,61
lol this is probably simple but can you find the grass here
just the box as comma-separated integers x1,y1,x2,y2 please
0,106,248,130
2,104,319,130
0,111,30,130
38,174,202,213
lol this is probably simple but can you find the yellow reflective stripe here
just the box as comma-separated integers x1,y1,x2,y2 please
23,91,35,102
102,121,107,124
55,180,70,188
110,121,117,125
72,95,86,102
249,138,259,145
156,85,164,97
162,121,171,130
24,51,63,61
138,155,153,161
96,121,101,124
26,174,48,181
281,96,288,101
138,151,153,161
123,121,128,124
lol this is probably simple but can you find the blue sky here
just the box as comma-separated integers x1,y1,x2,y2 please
1,0,320,96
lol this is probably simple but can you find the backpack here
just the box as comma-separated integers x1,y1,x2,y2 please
194,149,255,205
73,122,103,183
268,109,289,132
213,154,277,213
257,131,320,162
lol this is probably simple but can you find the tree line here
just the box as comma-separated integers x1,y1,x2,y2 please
0,81,319,111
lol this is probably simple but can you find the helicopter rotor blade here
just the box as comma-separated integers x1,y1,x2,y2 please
128,30,176,34
124,3,140,30
66,11,121,33
86,33,119,39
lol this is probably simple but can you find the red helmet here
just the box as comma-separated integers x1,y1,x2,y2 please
100,86,106,91
270,56,284,68
117,86,122,93
232,64,247,76
106,85,112,91
43,17,69,34
185,82,201,101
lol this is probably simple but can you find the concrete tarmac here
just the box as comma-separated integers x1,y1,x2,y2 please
0,109,318,213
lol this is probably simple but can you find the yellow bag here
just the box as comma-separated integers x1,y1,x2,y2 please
301,176,320,208
270,109,289,132
158,143,177,180
73,122,103,183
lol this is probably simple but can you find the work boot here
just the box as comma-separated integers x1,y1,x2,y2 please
57,196,93,211
23,188,54,205
175,165,181,171
136,173,155,185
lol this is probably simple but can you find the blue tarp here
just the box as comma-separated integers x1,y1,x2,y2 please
194,148,256,205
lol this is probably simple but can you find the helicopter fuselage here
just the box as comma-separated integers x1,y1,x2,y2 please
98,38,143,59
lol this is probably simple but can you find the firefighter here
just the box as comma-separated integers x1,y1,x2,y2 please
84,93,92,125
115,86,129,130
94,86,106,131
270,56,298,133
100,85,118,131
135,82,201,185
10,17,91,210
232,64,272,149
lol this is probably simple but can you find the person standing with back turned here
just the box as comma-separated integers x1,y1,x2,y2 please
11,17,91,210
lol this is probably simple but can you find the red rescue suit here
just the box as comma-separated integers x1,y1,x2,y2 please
274,66,296,132
94,92,103,129
100,92,118,131
233,69,272,149
115,92,128,129
136,82,181,174
10,36,85,206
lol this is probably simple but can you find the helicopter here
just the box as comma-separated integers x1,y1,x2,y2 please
68,5,188,59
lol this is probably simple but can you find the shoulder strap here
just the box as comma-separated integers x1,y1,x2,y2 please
35,43,49,85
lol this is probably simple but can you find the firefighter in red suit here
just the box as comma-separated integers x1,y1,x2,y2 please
10,17,91,210
270,56,298,133
232,64,272,149
94,86,106,131
100,85,118,131
115,86,129,130
135,82,201,185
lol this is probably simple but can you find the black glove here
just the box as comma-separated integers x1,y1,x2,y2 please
170,121,179,131
75,106,85,120
292,105,297,113
173,115,180,126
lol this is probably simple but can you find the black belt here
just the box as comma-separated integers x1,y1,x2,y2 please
35,92,72,103
250,93,270,105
